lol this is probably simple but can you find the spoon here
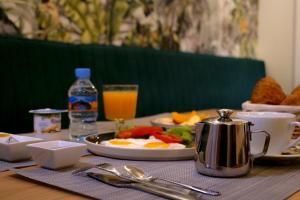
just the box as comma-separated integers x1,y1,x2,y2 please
96,163,132,180
124,165,220,196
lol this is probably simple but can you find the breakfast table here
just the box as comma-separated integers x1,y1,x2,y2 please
1,111,300,200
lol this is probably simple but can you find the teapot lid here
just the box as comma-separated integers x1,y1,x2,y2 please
203,109,249,125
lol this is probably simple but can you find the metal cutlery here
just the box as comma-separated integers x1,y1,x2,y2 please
72,163,126,178
72,165,98,176
87,172,199,200
72,163,201,197
124,165,220,196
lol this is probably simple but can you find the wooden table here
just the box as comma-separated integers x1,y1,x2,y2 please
0,161,300,200
1,110,300,200
0,169,89,200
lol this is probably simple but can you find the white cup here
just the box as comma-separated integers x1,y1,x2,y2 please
236,112,300,155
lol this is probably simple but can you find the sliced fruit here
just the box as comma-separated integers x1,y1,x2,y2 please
198,113,210,121
172,111,197,124
117,126,164,139
152,132,183,143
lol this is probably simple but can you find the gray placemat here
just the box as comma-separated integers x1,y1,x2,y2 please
0,160,36,172
11,156,300,200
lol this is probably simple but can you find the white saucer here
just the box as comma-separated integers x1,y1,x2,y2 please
259,153,300,161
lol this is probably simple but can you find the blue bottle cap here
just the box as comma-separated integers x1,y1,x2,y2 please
75,68,91,78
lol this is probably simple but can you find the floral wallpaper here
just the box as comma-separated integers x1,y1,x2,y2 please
0,0,259,58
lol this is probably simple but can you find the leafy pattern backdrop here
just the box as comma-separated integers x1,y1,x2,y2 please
0,0,258,58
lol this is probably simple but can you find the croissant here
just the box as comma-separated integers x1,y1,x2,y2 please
279,84,300,105
291,84,300,95
251,76,286,105
280,92,300,105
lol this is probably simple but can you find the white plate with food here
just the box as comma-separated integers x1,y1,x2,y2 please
151,111,209,129
84,126,195,161
242,101,300,113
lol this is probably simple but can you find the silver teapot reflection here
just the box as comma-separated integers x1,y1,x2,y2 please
194,109,270,177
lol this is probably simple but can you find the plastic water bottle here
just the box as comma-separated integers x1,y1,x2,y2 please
68,68,98,141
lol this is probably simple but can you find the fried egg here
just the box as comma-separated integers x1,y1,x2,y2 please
101,136,186,149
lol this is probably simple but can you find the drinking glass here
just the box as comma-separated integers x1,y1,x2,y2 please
102,84,138,130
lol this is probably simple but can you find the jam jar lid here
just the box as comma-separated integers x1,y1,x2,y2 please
29,108,68,114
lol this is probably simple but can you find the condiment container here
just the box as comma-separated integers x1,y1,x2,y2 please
0,134,43,161
27,140,86,169
29,109,67,134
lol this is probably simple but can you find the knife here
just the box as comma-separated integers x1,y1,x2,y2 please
87,172,200,200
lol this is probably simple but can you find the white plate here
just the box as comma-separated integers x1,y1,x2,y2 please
151,117,195,129
84,133,194,161
242,101,300,113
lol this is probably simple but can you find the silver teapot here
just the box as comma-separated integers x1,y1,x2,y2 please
194,109,270,177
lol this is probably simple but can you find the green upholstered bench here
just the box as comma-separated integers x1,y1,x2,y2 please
0,36,265,133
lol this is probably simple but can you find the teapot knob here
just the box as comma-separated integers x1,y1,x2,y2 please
217,109,233,122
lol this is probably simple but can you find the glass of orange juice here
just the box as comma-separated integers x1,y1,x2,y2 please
102,84,138,130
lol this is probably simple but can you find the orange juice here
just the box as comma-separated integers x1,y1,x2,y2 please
103,91,138,120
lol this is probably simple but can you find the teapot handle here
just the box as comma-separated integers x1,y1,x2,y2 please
250,130,271,159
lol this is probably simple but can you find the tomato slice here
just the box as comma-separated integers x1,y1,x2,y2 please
131,126,163,137
117,126,164,139
152,132,183,143
117,130,133,138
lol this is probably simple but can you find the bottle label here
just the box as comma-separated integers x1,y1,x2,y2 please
68,96,98,112
34,113,61,134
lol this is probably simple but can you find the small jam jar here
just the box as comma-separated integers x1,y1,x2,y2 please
29,109,67,134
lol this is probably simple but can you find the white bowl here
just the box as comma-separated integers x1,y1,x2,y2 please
27,140,86,169
0,134,43,161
